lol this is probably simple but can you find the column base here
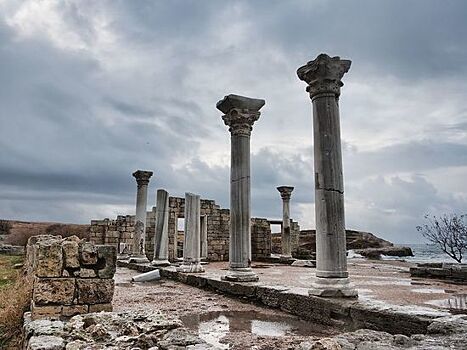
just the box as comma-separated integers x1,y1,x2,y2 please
151,259,171,267
128,255,150,264
176,263,205,273
222,268,259,282
309,277,358,298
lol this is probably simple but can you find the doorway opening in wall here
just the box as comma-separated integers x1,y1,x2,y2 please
177,217,185,258
270,222,282,255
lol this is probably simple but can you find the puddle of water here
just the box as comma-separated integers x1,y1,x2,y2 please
412,288,446,294
181,310,331,349
426,294,467,314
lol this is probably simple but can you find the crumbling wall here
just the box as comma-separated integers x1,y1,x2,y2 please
26,235,116,320
251,218,272,260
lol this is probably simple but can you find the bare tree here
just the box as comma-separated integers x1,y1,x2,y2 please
416,214,467,263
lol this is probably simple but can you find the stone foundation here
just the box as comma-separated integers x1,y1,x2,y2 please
26,235,116,320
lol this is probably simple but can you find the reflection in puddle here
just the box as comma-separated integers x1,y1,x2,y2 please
426,294,467,314
181,311,330,349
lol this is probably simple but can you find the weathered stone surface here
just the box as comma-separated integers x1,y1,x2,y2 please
427,315,467,335
76,278,114,304
25,318,65,338
298,338,341,350
291,260,316,268
34,238,63,277
78,268,96,278
62,305,89,317
158,328,206,348
62,237,80,269
31,303,62,320
96,244,116,278
27,335,65,350
33,278,75,305
88,303,112,313
79,242,97,265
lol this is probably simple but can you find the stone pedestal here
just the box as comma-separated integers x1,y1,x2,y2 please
177,193,204,273
129,170,153,264
277,186,294,259
297,54,357,297
151,189,171,266
217,94,264,282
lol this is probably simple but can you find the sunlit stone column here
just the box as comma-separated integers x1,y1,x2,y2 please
297,54,357,297
277,186,294,259
177,192,204,273
151,189,171,266
129,170,153,263
217,94,264,282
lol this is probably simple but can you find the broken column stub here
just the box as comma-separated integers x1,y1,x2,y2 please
130,170,153,263
297,54,357,297
218,94,264,282
277,186,294,259
177,192,204,273
152,189,171,266
26,235,116,320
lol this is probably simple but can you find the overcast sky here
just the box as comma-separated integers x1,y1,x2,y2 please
1,0,466,244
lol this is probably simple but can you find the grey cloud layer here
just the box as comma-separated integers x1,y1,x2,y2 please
1,0,466,243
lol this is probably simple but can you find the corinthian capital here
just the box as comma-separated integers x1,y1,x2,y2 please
132,170,153,187
297,53,351,98
217,94,265,136
277,186,294,201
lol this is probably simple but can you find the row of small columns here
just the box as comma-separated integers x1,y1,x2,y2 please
129,53,357,297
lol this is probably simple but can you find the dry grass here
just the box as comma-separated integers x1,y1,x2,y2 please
4,220,90,246
0,255,31,349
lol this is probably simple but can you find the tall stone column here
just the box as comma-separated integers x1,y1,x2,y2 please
217,94,264,282
129,170,153,263
277,186,294,259
151,189,171,266
297,54,357,297
177,193,204,273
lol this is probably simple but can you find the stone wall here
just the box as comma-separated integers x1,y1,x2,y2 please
26,235,116,320
90,195,302,262
251,218,271,260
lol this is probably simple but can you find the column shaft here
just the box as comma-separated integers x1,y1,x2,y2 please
152,189,170,266
313,94,347,278
282,199,291,257
229,133,251,269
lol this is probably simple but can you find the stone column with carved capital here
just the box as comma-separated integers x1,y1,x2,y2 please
129,170,153,263
217,94,264,282
277,186,294,259
151,189,171,266
297,54,357,297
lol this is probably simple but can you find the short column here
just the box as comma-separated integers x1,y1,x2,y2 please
217,94,264,282
297,54,357,297
277,186,294,259
151,189,171,266
129,170,153,264
177,193,204,273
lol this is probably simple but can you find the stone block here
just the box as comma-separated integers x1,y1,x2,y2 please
76,279,114,304
62,305,89,317
79,242,98,265
33,240,63,278
96,245,116,278
88,303,113,313
31,302,62,320
62,237,80,269
33,278,75,305
78,268,97,278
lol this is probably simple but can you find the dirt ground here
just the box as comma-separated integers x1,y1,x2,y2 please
113,267,339,349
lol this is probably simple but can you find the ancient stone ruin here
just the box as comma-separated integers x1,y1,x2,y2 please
26,235,116,320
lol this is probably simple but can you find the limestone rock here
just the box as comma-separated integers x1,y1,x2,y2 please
79,242,98,265
31,302,62,320
158,328,206,348
33,278,75,305
97,245,117,278
78,268,96,278
33,238,63,277
354,246,413,259
298,338,341,350
291,260,316,268
76,278,114,304
27,335,65,350
62,237,80,269
427,315,467,335
25,319,65,338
